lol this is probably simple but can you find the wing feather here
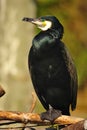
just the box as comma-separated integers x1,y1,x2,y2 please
60,42,78,110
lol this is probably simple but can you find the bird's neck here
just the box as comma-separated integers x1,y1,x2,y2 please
32,28,62,56
48,28,63,39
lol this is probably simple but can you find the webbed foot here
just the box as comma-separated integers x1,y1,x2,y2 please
40,105,62,123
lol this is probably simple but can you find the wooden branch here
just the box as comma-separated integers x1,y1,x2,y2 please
62,120,87,130
0,84,5,97
0,92,85,129
55,115,84,125
0,111,84,125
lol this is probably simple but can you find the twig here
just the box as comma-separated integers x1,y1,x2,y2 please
0,120,17,126
29,92,37,113
22,92,37,129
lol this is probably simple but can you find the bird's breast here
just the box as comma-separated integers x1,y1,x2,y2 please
29,40,71,90
30,48,70,83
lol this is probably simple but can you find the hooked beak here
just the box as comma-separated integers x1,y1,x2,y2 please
22,17,52,31
22,17,44,26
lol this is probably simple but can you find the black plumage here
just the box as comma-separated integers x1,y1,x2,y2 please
23,16,78,116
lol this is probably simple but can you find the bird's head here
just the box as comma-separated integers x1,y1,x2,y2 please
22,15,64,32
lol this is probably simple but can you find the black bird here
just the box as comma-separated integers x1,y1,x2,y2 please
23,16,78,118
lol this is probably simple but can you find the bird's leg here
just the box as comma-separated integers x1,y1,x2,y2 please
40,105,62,123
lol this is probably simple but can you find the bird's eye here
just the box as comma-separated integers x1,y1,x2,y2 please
41,19,45,22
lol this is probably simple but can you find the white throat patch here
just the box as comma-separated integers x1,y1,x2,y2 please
38,20,52,31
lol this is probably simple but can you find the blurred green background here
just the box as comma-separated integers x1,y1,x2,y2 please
0,0,87,118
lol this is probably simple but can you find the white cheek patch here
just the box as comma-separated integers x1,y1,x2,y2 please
39,20,52,31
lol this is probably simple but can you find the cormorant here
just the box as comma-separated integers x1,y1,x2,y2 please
23,16,78,119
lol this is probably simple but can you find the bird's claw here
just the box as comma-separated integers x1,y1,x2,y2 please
40,106,62,123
